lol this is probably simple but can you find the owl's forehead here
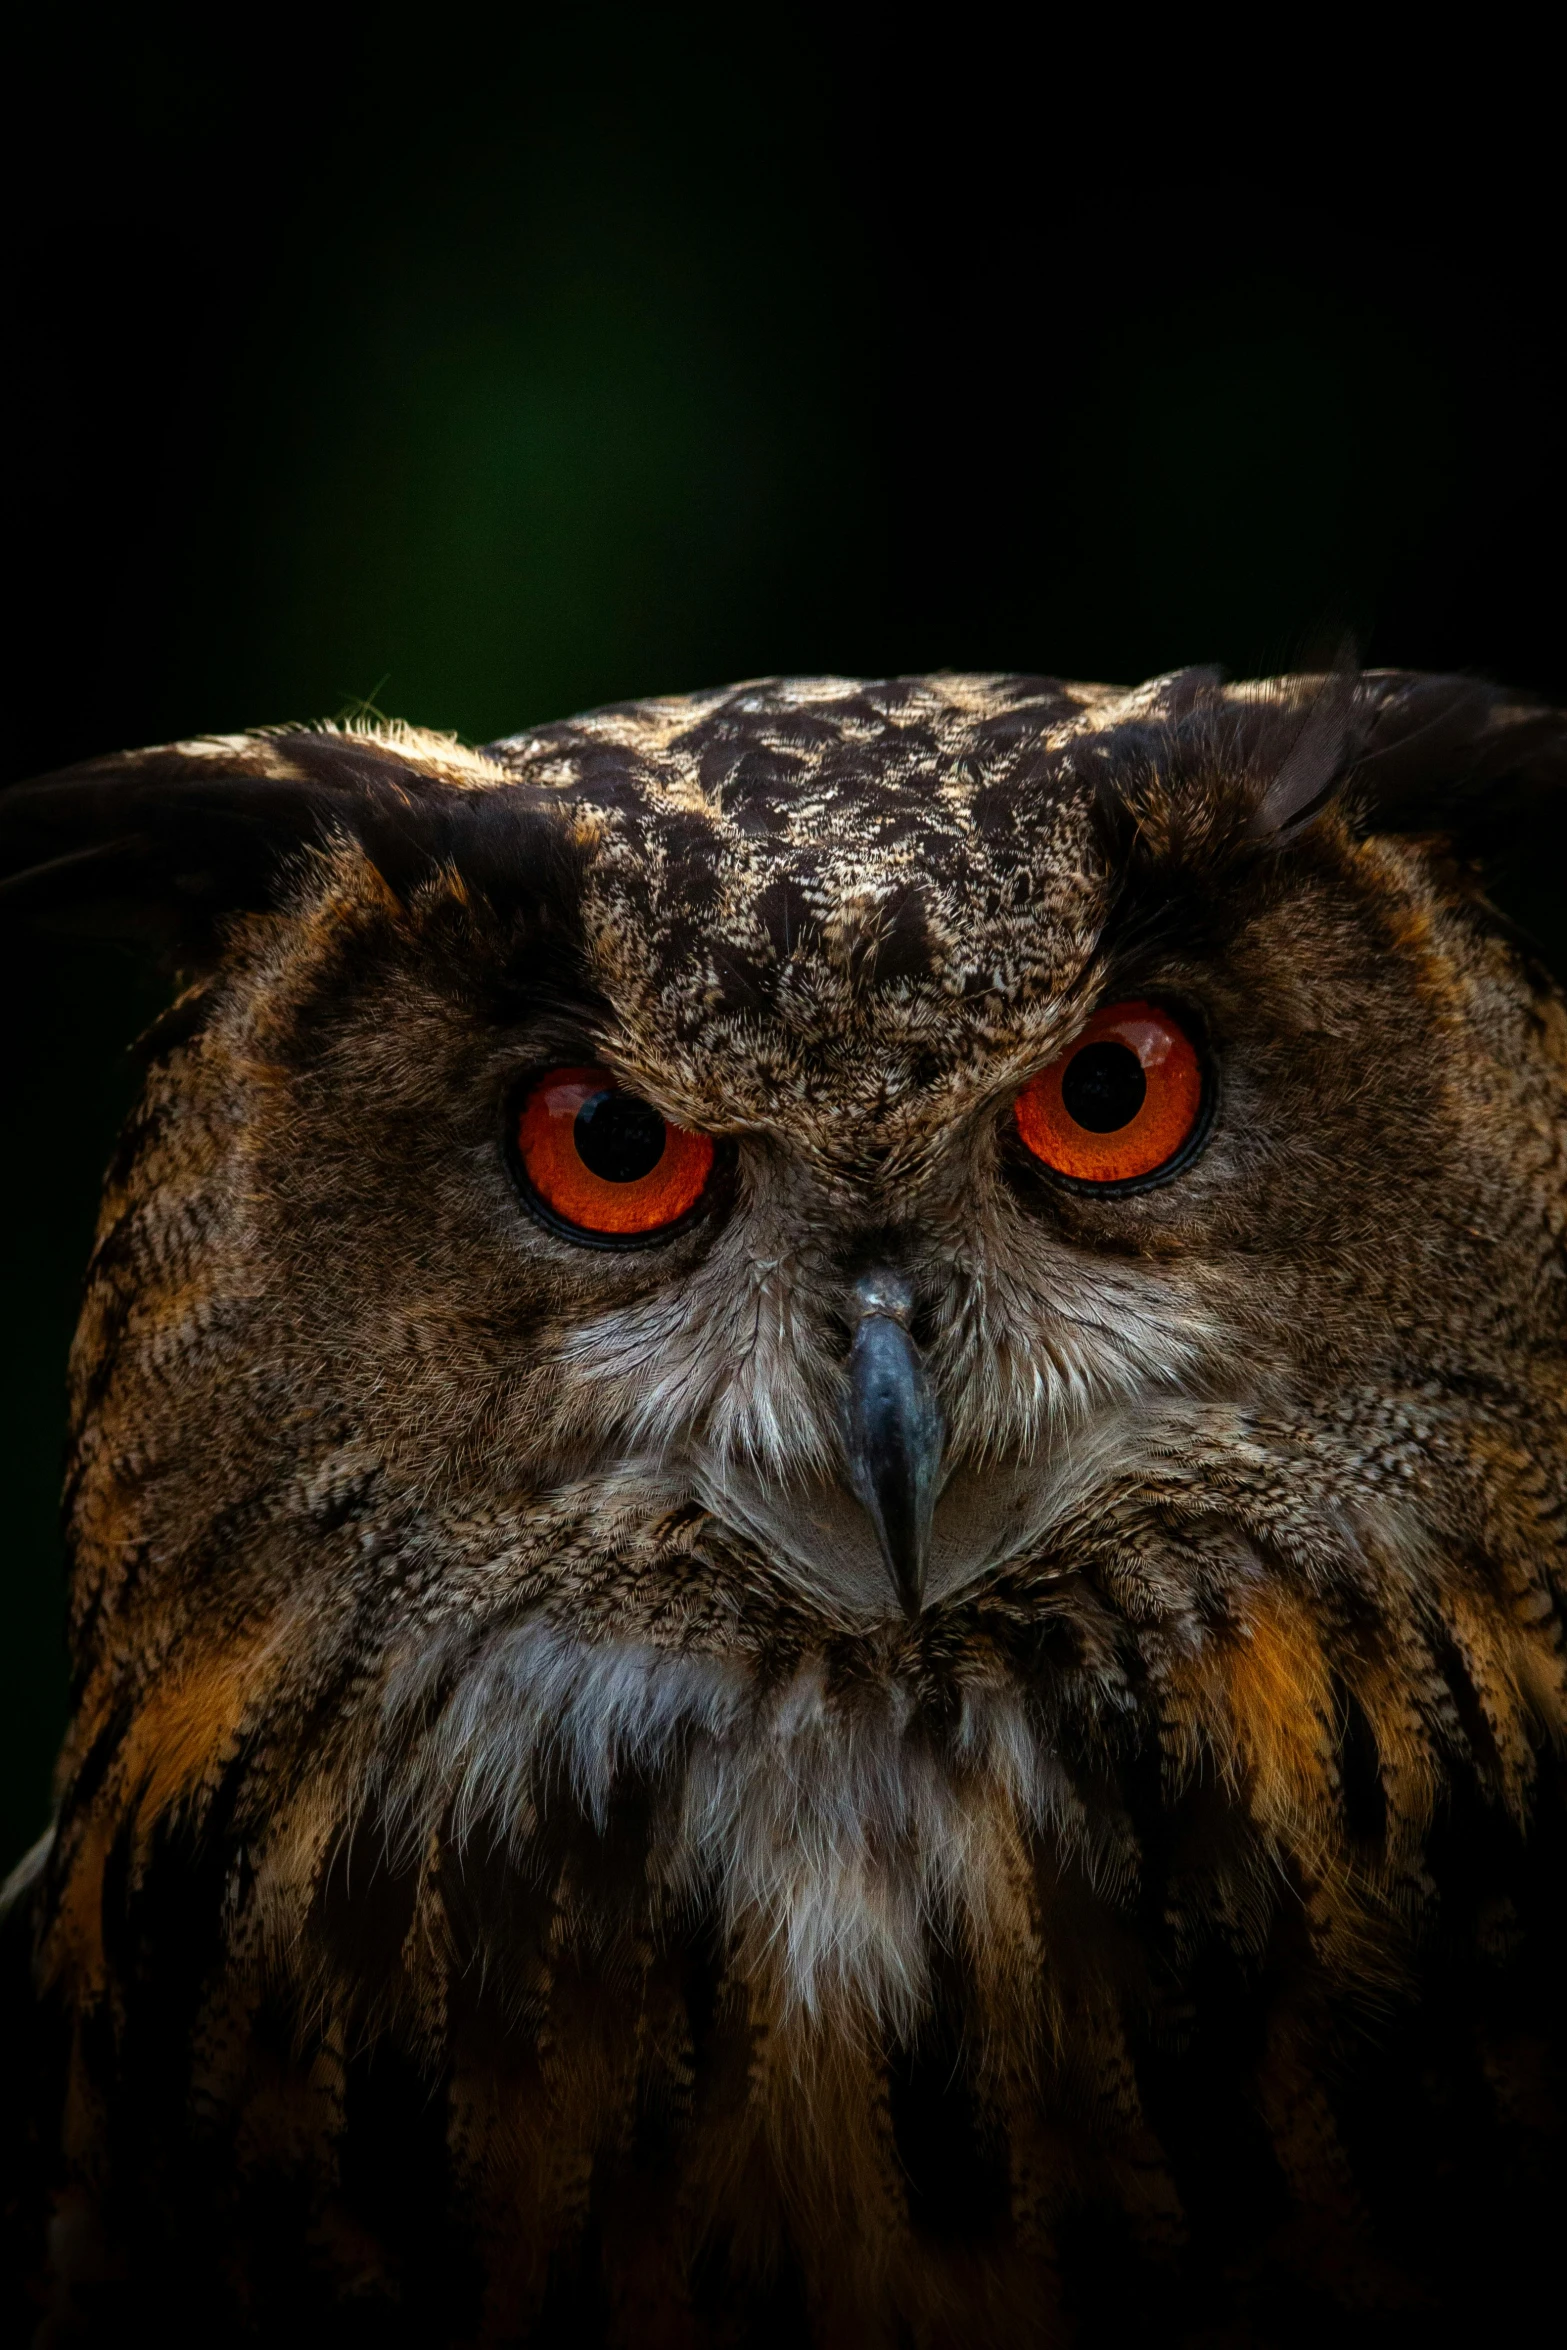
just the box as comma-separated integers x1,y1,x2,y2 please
494,674,1127,1129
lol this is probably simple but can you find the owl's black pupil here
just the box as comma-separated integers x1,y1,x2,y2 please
573,1090,668,1182
1061,1041,1147,1132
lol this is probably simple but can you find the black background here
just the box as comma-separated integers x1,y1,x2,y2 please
4,9,1563,1868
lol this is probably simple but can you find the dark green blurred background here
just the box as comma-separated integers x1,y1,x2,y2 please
4,12,1564,1869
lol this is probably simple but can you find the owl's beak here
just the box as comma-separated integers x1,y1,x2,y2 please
843,1273,945,1618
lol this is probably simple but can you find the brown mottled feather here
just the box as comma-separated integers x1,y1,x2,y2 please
2,670,1564,2344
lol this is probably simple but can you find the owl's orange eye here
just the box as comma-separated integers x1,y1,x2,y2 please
513,1067,716,1240
1014,1001,1206,1187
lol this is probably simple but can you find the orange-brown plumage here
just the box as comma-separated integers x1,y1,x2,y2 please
2,670,1564,2344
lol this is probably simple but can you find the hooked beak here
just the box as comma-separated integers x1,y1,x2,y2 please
843,1273,946,1618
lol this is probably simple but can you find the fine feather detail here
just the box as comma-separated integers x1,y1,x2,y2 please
5,669,1564,2344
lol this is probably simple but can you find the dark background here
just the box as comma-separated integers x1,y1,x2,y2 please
4,11,1564,1871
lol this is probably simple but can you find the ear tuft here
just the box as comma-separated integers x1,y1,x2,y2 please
1234,666,1563,858
1346,672,1566,854
0,726,560,960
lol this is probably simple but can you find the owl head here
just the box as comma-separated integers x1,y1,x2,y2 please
6,667,1565,2054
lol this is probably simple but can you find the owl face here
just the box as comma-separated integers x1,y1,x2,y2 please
183,673,1517,1645
10,668,1565,2044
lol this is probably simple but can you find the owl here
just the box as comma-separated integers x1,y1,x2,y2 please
1,668,1564,2348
